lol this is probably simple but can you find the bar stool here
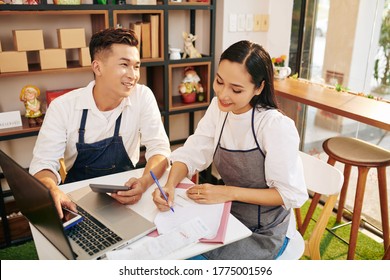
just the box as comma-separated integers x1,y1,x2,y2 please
322,136,390,259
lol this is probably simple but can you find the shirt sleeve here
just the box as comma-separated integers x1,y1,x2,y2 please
260,111,308,209
169,98,220,177
29,100,68,184
138,87,171,160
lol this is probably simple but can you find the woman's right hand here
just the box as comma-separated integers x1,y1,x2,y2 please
152,186,175,212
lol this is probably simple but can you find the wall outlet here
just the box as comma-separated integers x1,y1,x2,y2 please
229,14,237,32
254,14,262,32
237,14,245,32
260,14,269,32
246,14,253,31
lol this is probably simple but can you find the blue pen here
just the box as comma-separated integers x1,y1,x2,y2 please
150,171,174,213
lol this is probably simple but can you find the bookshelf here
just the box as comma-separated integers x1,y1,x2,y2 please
0,0,216,247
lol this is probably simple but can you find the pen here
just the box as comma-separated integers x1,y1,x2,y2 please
150,171,174,213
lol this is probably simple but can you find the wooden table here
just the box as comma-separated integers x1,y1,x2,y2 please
274,78,390,131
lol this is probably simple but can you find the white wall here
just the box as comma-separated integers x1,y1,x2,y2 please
215,0,293,70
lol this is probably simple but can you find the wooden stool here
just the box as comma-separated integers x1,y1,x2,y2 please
384,244,390,260
322,137,390,259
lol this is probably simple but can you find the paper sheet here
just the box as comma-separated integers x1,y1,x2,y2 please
154,188,224,239
105,217,210,260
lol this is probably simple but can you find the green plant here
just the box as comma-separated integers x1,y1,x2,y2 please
376,7,390,88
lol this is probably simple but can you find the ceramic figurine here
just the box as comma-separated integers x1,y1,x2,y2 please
178,67,204,103
182,32,202,59
20,85,43,126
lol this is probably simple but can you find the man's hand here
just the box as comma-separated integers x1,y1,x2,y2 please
49,187,77,218
34,170,76,218
111,177,146,205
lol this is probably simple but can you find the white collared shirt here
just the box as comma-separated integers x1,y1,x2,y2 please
29,81,171,183
170,97,308,210
170,97,308,239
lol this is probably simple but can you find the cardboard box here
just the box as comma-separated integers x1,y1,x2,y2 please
0,51,28,73
13,29,45,51
46,88,76,107
78,47,91,67
39,49,67,70
57,28,86,49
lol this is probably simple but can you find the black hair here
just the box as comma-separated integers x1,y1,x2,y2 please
89,28,139,61
219,40,279,110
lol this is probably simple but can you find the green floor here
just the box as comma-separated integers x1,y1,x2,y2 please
0,201,386,260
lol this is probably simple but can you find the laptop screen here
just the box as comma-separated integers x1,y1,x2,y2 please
0,150,75,260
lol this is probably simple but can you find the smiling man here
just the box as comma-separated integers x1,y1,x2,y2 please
30,28,170,218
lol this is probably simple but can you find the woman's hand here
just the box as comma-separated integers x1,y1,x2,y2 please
152,186,175,212
187,183,230,204
111,177,146,205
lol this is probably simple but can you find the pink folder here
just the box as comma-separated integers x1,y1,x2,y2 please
176,183,231,244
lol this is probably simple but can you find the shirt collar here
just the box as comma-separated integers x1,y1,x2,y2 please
75,81,132,111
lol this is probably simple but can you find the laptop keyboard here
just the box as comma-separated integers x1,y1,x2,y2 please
65,205,123,256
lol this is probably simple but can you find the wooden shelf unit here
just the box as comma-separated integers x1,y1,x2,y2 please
0,0,216,247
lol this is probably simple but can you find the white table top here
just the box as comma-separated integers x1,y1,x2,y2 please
30,168,252,260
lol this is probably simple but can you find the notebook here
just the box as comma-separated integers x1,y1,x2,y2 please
0,149,156,260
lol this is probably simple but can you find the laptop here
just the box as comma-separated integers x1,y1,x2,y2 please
0,149,156,260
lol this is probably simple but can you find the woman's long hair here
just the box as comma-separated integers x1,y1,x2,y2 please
219,40,279,110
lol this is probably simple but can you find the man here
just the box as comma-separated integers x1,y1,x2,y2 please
29,28,171,217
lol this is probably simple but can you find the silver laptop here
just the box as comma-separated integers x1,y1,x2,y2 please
0,149,156,260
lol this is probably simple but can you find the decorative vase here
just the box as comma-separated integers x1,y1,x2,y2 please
181,92,196,104
274,66,291,80
169,48,181,60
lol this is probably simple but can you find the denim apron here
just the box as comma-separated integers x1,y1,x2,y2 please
204,108,291,260
64,109,134,184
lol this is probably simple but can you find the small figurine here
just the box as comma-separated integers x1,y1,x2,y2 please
20,85,43,126
182,32,202,59
178,67,204,103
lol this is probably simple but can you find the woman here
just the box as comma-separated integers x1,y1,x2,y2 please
153,40,308,259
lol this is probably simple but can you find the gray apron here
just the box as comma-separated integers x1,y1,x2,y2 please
204,108,291,260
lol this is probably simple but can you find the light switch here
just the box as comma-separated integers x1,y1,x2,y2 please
260,14,269,32
229,14,237,32
237,14,245,32
254,14,262,31
246,14,254,31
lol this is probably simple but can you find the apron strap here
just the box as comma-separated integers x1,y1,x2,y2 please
78,109,88,144
251,108,266,158
114,113,123,136
213,112,229,159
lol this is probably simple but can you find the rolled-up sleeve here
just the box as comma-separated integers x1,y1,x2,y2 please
170,98,220,177
29,100,68,184
260,113,308,209
139,88,171,160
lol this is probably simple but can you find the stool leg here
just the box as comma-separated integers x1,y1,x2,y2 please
337,165,352,223
348,166,369,260
295,208,302,229
377,166,389,251
299,193,321,236
327,157,336,166
383,245,390,260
